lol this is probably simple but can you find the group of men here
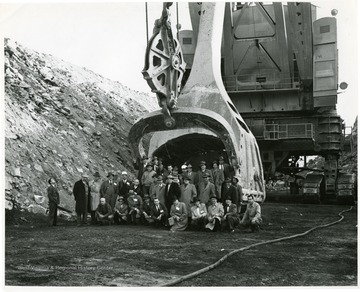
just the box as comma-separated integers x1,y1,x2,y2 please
47,155,262,233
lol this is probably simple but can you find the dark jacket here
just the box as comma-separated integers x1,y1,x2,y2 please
96,203,113,216
73,179,90,213
151,202,168,219
221,184,237,204
118,180,131,200
47,185,60,205
164,182,181,211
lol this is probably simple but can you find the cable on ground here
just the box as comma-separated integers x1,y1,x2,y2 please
162,206,354,287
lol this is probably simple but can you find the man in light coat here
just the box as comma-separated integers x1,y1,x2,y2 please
198,173,216,205
206,196,224,232
190,198,207,231
240,194,262,232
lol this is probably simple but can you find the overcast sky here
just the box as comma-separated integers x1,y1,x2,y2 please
0,0,358,126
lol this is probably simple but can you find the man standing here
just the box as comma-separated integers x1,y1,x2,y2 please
133,155,148,181
184,164,196,184
211,161,224,198
164,175,181,212
118,171,131,201
47,178,60,226
190,198,207,231
206,196,224,232
195,161,213,194
151,176,166,205
89,172,102,225
73,174,90,226
222,197,240,232
141,163,156,196
132,179,142,198
156,158,165,177
151,198,168,227
218,156,232,180
163,164,173,182
95,197,114,225
198,173,216,205
232,176,243,213
240,194,262,232
180,177,197,223
221,178,237,204
100,172,118,209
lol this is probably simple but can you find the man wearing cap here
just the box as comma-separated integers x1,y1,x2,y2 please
218,156,232,179
221,178,237,205
127,189,143,224
73,174,91,226
240,194,262,232
141,163,156,196
232,176,243,212
164,175,181,212
211,161,225,199
222,197,240,232
180,176,197,222
113,196,128,225
100,172,118,209
184,164,196,184
205,196,224,232
133,155,148,181
89,172,102,224
163,165,173,182
131,179,142,198
156,158,165,177
141,195,154,225
190,198,207,231
118,171,131,201
198,173,216,205
151,176,166,205
195,161,213,194
95,197,114,225
47,178,60,226
151,197,168,227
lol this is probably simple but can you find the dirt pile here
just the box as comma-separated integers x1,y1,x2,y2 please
4,38,157,221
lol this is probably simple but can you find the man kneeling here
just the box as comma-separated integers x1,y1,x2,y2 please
240,194,262,232
205,196,224,232
113,196,128,225
222,197,240,233
96,198,114,225
190,198,207,231
151,198,168,227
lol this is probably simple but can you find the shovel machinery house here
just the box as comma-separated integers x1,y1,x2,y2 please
129,2,355,204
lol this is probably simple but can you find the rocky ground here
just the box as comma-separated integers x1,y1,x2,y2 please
4,38,157,220
5,202,357,286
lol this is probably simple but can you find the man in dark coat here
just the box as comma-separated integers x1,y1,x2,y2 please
221,178,237,204
96,197,114,225
133,155,148,181
164,175,181,212
151,197,168,227
47,178,60,226
221,197,240,232
100,172,118,209
73,173,90,226
117,171,131,201
218,156,233,179
184,164,197,184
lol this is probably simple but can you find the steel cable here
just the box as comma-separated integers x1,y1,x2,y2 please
162,205,354,286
